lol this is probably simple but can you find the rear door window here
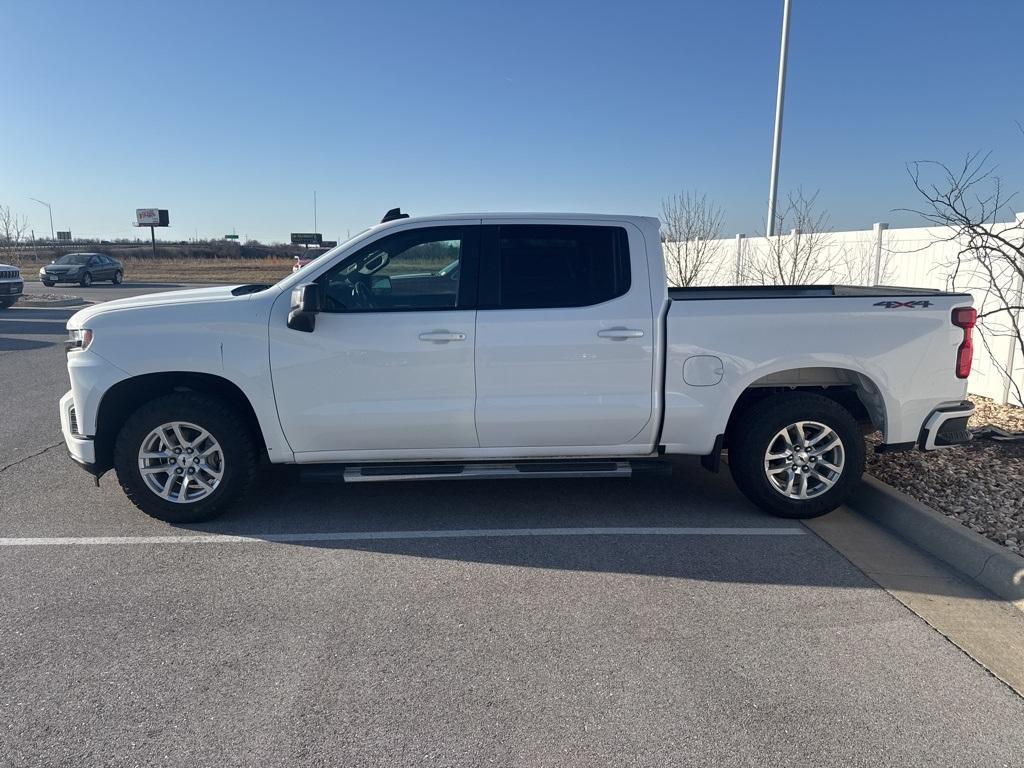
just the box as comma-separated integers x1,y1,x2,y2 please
481,225,631,310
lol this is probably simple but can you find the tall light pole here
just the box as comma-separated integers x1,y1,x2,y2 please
29,197,55,240
313,190,318,235
767,0,792,237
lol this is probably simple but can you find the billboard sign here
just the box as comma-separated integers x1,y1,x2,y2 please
56,231,72,241
136,208,170,227
290,232,322,245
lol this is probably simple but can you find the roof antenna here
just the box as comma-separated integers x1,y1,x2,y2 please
381,207,409,223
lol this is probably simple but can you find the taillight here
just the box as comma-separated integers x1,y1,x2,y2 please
952,307,976,379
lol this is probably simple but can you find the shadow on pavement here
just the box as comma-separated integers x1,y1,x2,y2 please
0,336,55,352
3,445,962,595
0,318,70,335
169,462,875,591
2,306,77,321
0,307,76,349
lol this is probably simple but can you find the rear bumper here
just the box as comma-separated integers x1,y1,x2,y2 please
919,400,975,450
60,390,100,474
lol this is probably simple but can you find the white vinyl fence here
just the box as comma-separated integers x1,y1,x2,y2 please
669,215,1024,404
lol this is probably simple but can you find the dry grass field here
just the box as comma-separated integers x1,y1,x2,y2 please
11,255,296,285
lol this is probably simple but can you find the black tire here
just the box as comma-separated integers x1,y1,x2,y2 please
80,272,92,287
0,299,14,309
42,281,54,287
728,392,865,519
112,270,123,285
113,392,257,523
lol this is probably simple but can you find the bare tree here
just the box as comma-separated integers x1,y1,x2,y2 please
0,205,30,264
835,232,895,286
905,151,1024,403
660,191,726,286
743,189,836,285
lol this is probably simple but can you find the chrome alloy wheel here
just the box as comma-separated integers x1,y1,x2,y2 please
137,421,225,504
763,420,845,500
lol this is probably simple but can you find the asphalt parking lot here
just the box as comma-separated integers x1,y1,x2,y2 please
2,286,1024,767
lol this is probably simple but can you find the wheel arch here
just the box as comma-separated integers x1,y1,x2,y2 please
724,366,887,447
94,371,269,474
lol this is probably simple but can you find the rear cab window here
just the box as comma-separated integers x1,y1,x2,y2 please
480,224,631,310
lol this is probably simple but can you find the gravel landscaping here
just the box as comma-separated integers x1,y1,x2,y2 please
868,395,1024,558
15,293,86,307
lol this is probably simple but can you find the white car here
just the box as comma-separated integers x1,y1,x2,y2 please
0,264,24,308
59,210,976,523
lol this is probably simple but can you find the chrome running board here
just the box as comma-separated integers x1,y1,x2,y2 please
338,460,633,483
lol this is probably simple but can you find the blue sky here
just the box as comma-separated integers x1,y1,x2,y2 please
3,0,1022,243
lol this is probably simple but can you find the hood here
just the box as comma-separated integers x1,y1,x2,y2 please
68,285,253,328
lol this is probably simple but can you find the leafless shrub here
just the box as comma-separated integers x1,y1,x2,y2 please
835,231,895,286
743,189,836,285
0,205,29,264
904,150,1024,404
660,191,726,286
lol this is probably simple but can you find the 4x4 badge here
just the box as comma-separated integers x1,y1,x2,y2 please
873,300,933,309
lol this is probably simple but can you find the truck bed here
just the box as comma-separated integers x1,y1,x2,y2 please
668,284,970,301
660,285,973,455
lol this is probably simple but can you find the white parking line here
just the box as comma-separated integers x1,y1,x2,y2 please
0,526,805,547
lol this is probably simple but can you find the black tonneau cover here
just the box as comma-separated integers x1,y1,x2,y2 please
668,285,969,301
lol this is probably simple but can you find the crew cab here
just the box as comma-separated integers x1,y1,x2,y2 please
60,211,977,523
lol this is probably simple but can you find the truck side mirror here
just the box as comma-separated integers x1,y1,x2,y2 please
287,283,322,333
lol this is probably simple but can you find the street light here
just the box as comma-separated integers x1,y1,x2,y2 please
29,197,55,240
766,0,792,237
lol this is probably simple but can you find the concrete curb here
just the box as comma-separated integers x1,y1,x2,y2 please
849,475,1024,605
16,297,88,308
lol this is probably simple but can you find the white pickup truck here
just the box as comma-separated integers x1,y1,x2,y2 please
60,211,977,523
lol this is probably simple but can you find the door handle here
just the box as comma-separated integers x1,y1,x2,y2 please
597,328,645,340
418,331,467,343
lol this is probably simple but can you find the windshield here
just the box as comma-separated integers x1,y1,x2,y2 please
275,227,376,289
55,254,93,265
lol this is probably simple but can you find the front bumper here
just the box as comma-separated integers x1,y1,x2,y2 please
0,279,23,297
41,274,76,283
919,400,975,450
60,390,99,473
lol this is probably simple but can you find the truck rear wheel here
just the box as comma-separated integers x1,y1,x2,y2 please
728,392,865,519
113,393,257,523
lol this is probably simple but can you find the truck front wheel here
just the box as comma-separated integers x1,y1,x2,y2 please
728,392,865,519
113,393,257,523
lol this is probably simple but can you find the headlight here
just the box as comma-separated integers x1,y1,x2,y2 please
65,329,93,353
